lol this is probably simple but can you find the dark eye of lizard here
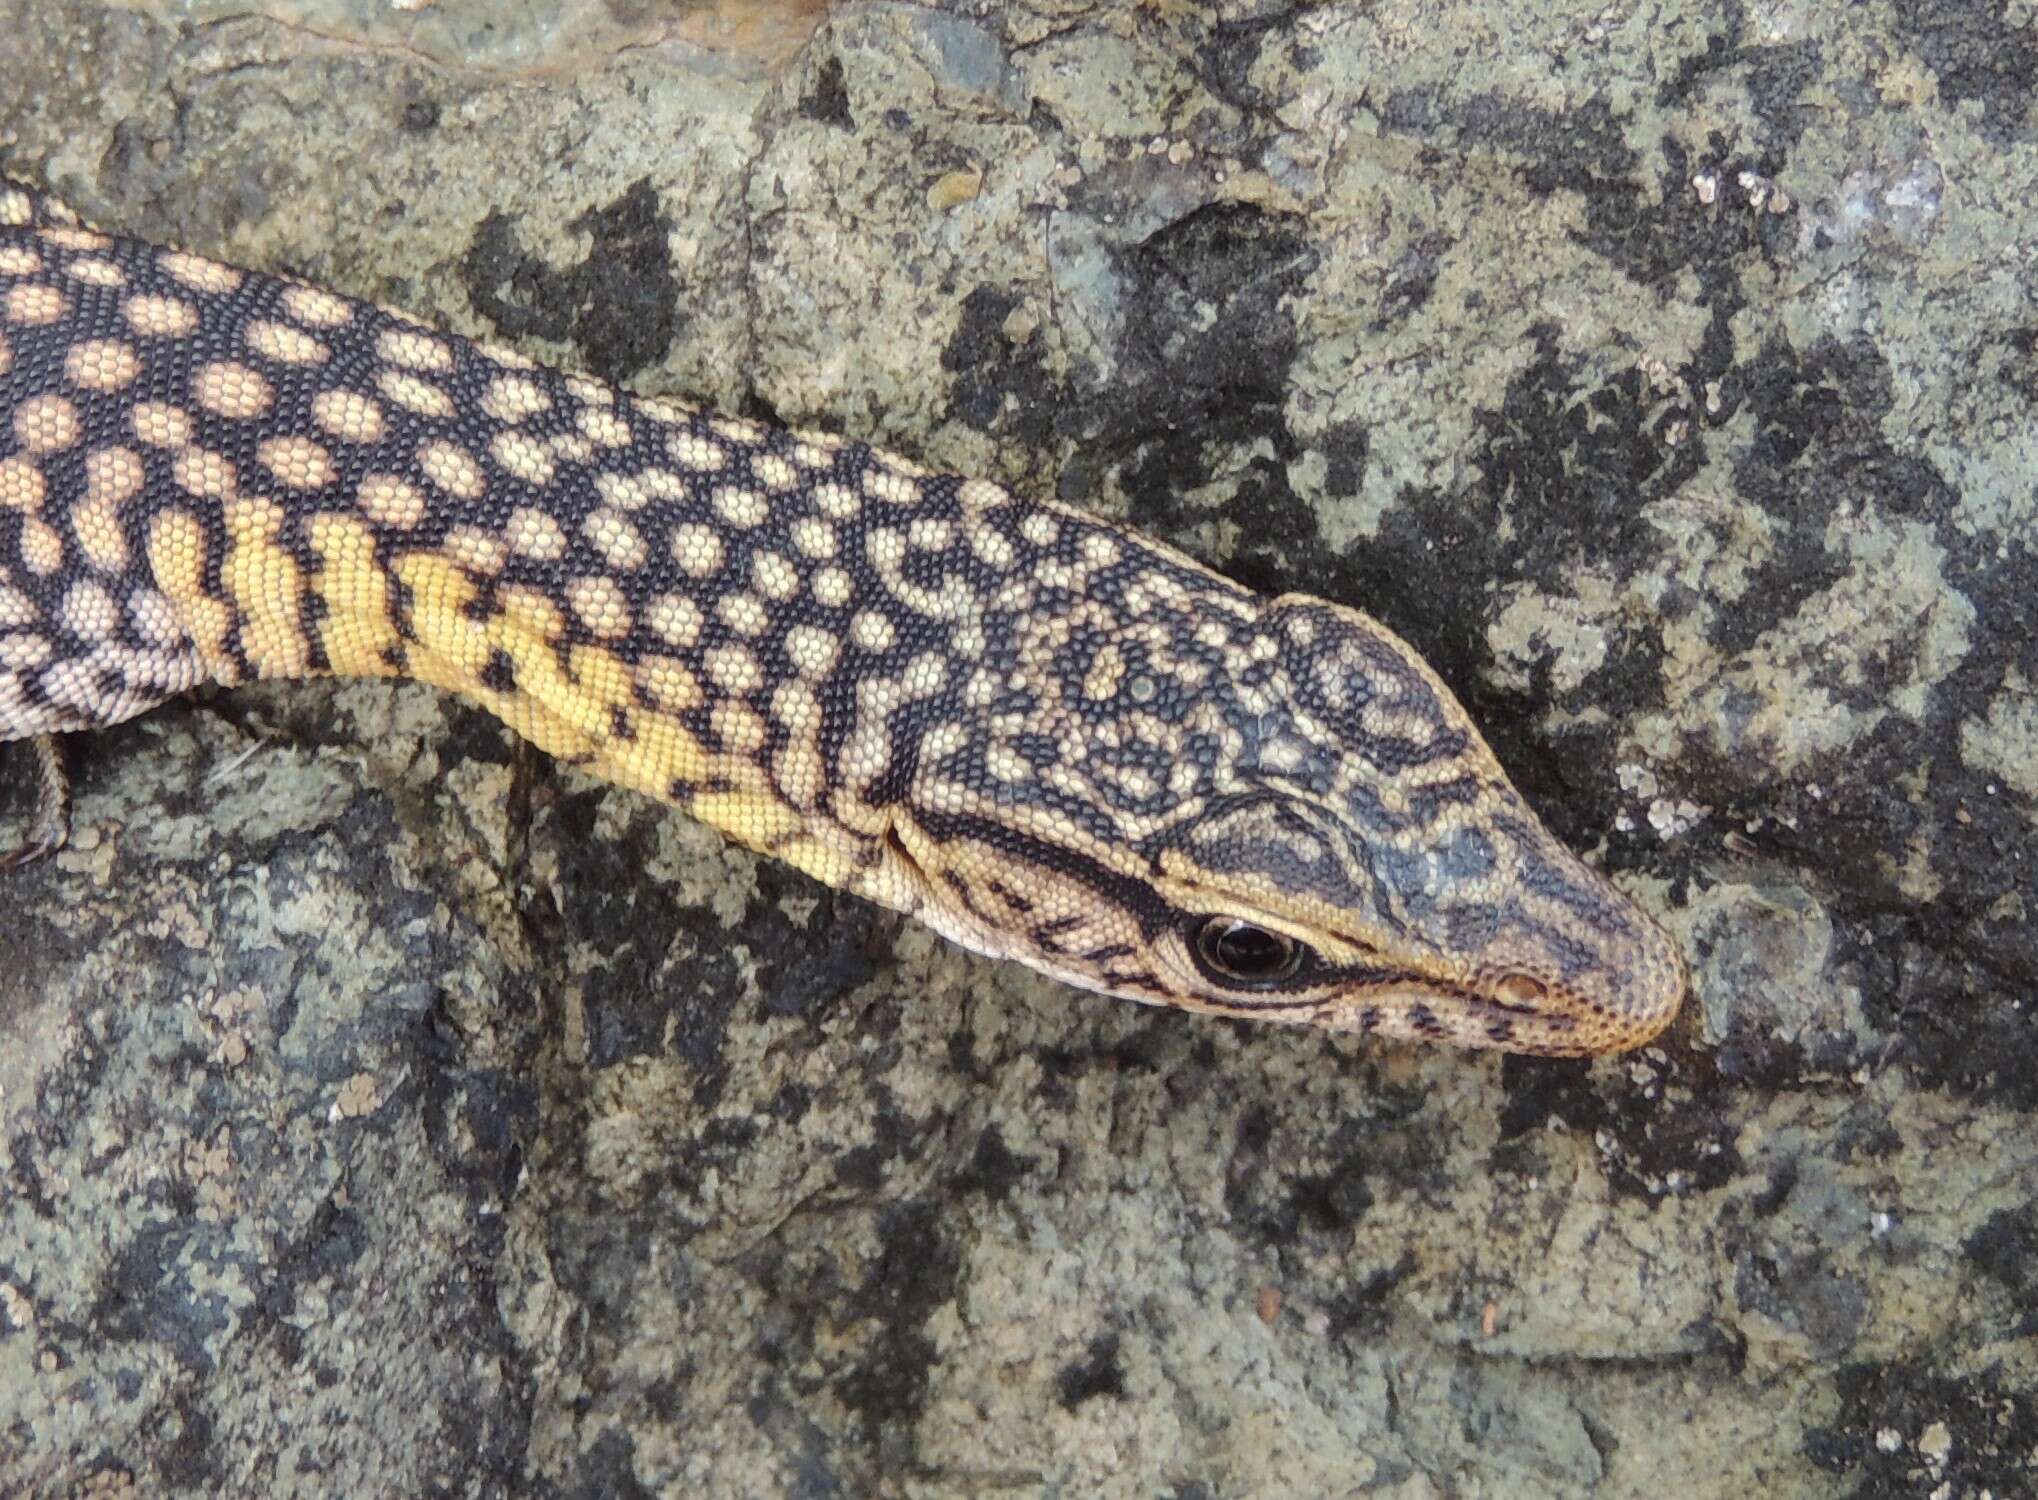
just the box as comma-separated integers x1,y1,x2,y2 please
1192,918,1306,987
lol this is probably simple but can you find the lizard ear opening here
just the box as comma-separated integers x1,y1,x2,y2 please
1491,972,1548,1006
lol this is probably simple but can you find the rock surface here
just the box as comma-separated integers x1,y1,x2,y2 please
2,1,2034,1495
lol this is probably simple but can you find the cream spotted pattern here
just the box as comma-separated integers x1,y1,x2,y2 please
0,177,1686,1056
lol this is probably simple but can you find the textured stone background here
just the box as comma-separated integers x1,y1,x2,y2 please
2,1,2034,1495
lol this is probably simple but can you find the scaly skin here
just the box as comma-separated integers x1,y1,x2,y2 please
0,179,1685,1055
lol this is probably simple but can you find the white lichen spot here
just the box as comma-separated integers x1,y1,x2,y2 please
1917,1421,1952,1470
1647,796,1706,839
331,1072,383,1120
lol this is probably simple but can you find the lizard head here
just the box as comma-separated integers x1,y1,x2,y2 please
887,549,1685,1057
1128,592,1688,1056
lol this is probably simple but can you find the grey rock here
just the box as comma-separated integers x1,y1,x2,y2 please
2,0,2034,1496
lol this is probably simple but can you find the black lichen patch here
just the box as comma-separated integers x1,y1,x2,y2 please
2002,325,2038,407
1891,0,2038,146
1469,321,1701,627
1109,202,1317,474
1804,1362,2038,1496
567,1429,657,1500
1194,11,1317,120
1392,89,1640,191
1321,1254,1417,1344
740,1393,847,1500
1497,1051,1741,1204
1735,42,1827,152
1900,533,2038,830
733,1198,964,1474
88,1220,234,1375
1278,1157,1375,1238
953,1125,1031,1204
1029,1015,1187,1111
1732,1243,1868,1363
460,177,679,383
1055,1332,1125,1409
1963,1203,2038,1338
1828,910,2038,1111
1660,9,1826,155
1723,333,1954,656
1673,326,2038,1101
940,285,1058,448
750,860,885,1021
834,1201,963,1442
398,96,441,135
1223,1104,1432,1250
256,1200,368,1331
537,789,727,1078
537,791,882,1108
1372,233,1450,330
1575,132,1792,301
801,53,854,128
1378,90,1696,293
828,1091,922,1197
143,1392,222,1491
419,1036,540,1208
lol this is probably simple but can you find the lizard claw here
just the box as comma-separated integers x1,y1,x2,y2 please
1,735,70,870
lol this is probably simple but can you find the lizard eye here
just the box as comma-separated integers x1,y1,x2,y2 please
1192,918,1305,987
